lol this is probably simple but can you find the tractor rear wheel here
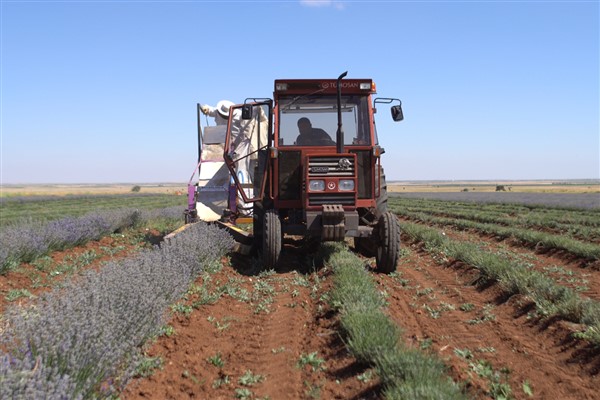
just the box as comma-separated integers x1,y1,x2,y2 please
375,165,388,217
376,211,400,273
354,166,388,257
263,209,282,269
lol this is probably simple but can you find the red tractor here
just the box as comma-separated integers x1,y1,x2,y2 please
187,72,404,272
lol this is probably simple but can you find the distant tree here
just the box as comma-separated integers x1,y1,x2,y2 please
495,185,506,192
462,188,469,192
131,185,141,192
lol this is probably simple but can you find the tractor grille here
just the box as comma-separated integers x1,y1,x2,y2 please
308,156,355,177
309,193,355,206
307,155,356,207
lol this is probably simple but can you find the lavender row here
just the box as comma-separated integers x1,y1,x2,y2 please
0,206,183,274
0,222,234,399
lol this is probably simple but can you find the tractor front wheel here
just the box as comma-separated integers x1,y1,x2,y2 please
375,211,400,273
253,202,264,254
263,209,282,269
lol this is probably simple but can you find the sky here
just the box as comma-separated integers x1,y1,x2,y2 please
1,0,598,183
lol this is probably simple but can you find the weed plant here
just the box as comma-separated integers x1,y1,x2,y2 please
297,352,326,372
0,222,233,399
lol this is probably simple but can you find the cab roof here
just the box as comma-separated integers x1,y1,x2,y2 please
274,79,376,95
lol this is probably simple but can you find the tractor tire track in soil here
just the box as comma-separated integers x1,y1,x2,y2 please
122,243,377,400
373,231,599,399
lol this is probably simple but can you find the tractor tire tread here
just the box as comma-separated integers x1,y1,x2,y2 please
263,209,282,269
376,211,400,273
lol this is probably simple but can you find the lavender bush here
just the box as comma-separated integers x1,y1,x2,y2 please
0,222,233,399
0,206,183,274
0,354,83,400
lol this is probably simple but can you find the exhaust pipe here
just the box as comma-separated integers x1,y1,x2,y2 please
336,71,348,154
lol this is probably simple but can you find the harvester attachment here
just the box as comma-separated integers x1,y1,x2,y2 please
192,125,230,222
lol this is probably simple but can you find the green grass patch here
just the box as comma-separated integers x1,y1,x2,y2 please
5,289,35,302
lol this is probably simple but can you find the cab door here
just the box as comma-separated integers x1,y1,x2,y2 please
223,101,272,203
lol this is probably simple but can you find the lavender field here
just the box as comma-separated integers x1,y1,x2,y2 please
0,193,184,227
391,192,600,210
1,192,239,398
0,206,184,274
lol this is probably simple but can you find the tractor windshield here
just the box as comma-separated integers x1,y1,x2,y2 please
277,95,371,147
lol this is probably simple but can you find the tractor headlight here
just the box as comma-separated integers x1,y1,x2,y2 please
339,179,355,191
309,180,325,191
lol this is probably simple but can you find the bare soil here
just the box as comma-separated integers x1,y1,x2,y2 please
122,240,379,400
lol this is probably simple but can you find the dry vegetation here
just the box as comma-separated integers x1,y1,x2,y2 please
1,183,187,197
388,180,600,194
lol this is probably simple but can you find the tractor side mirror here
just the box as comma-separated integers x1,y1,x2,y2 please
242,105,253,120
391,105,403,122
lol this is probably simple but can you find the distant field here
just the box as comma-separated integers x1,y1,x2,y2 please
4,181,598,196
388,181,600,194
0,183,187,197
0,193,186,226
391,192,600,210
